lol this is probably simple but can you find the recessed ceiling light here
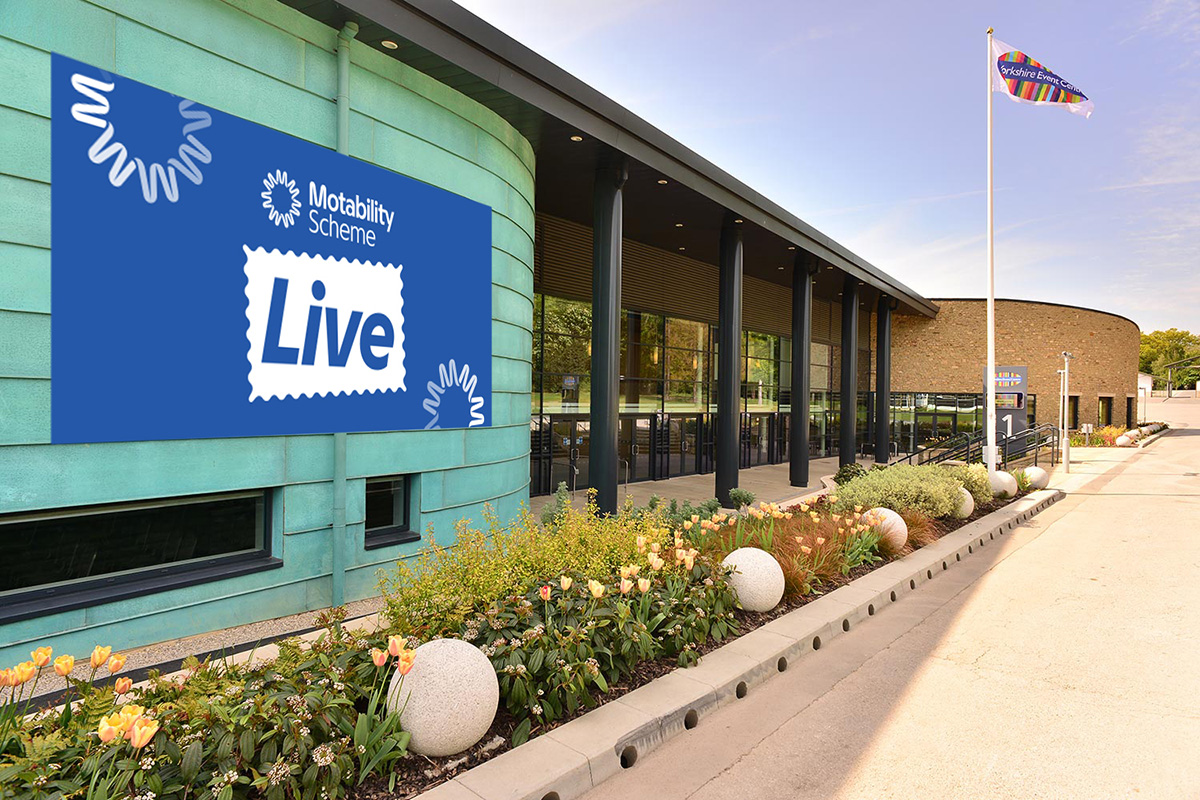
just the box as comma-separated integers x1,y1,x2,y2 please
381,39,399,49
569,134,583,142
675,222,683,228
787,245,796,250
657,179,669,185
777,266,785,270
678,246,686,251
734,219,744,224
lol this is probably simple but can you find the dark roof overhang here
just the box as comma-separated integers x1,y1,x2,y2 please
280,0,938,318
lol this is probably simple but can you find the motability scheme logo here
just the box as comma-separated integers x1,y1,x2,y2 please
51,53,494,443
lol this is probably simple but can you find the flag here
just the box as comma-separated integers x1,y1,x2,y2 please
990,37,1093,118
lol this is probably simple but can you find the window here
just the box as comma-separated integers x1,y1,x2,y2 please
365,476,416,549
1126,396,1134,428
1097,396,1113,427
1068,396,1080,430
0,491,275,624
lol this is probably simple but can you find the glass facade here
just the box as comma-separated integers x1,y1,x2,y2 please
531,292,871,495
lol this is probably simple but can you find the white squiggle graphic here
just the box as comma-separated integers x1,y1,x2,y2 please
70,72,212,204
261,170,301,227
423,360,486,429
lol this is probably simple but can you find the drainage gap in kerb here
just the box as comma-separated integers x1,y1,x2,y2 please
942,561,948,571
542,793,561,800
868,604,876,616
956,553,961,562
812,635,822,651
842,618,851,632
735,681,748,699
684,709,699,730
909,579,916,590
890,590,897,601
620,745,638,769
777,657,788,672
926,569,933,580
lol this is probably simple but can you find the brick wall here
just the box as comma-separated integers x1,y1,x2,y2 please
889,300,1140,429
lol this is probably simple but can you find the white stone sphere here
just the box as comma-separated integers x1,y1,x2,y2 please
1115,434,1132,447
1140,426,1152,437
386,638,499,757
989,470,1018,499
954,486,974,519
721,547,785,612
1022,466,1049,490
865,507,908,549
1126,429,1141,441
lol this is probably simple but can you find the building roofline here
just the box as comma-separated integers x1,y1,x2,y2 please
337,0,939,318
928,297,1140,331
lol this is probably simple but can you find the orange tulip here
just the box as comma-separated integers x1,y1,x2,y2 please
97,714,123,743
0,669,13,688
114,677,133,695
618,578,633,595
107,653,127,673
53,654,75,677
559,576,573,591
90,646,112,670
387,635,405,658
396,650,416,676
370,648,388,668
13,661,36,685
538,585,552,602
128,717,160,749
31,647,52,668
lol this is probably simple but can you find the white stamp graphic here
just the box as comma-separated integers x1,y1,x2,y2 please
243,246,405,401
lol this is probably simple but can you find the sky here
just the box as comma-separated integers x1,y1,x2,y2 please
450,0,1200,334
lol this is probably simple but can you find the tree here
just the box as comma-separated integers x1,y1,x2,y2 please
1140,329,1200,389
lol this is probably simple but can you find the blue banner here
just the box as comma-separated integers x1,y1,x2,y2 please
51,54,493,443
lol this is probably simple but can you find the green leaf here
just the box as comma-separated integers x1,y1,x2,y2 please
239,729,257,761
511,718,532,747
594,672,609,693
181,741,203,782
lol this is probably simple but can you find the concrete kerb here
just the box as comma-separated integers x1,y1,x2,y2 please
422,488,1064,800
1138,427,1172,448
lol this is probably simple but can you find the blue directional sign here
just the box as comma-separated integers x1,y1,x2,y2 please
51,54,492,443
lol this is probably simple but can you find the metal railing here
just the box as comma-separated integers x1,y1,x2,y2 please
891,423,1060,469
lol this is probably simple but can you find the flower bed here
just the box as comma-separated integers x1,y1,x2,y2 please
2,464,1030,800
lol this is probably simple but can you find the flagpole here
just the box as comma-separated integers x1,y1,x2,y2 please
985,26,997,477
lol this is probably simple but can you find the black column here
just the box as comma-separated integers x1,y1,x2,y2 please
715,214,743,506
789,254,817,487
839,274,859,468
590,154,627,515
874,296,893,463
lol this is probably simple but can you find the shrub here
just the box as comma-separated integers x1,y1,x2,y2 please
379,499,659,639
727,487,756,509
636,496,722,529
899,509,940,549
833,462,867,485
831,464,962,519
0,611,415,800
464,550,736,744
942,463,993,505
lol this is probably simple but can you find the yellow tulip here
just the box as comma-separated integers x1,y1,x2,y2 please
114,677,133,695
637,577,651,593
128,717,160,749
618,578,633,594
53,654,75,677
97,714,123,743
90,646,112,670
30,646,52,668
13,661,36,685
587,580,605,599
107,653,127,674
635,535,646,553
396,650,416,676
560,576,573,591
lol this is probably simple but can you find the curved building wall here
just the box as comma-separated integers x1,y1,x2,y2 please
0,0,534,661
890,299,1140,429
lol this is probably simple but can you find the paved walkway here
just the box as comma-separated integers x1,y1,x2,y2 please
529,455,881,517
584,399,1200,799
